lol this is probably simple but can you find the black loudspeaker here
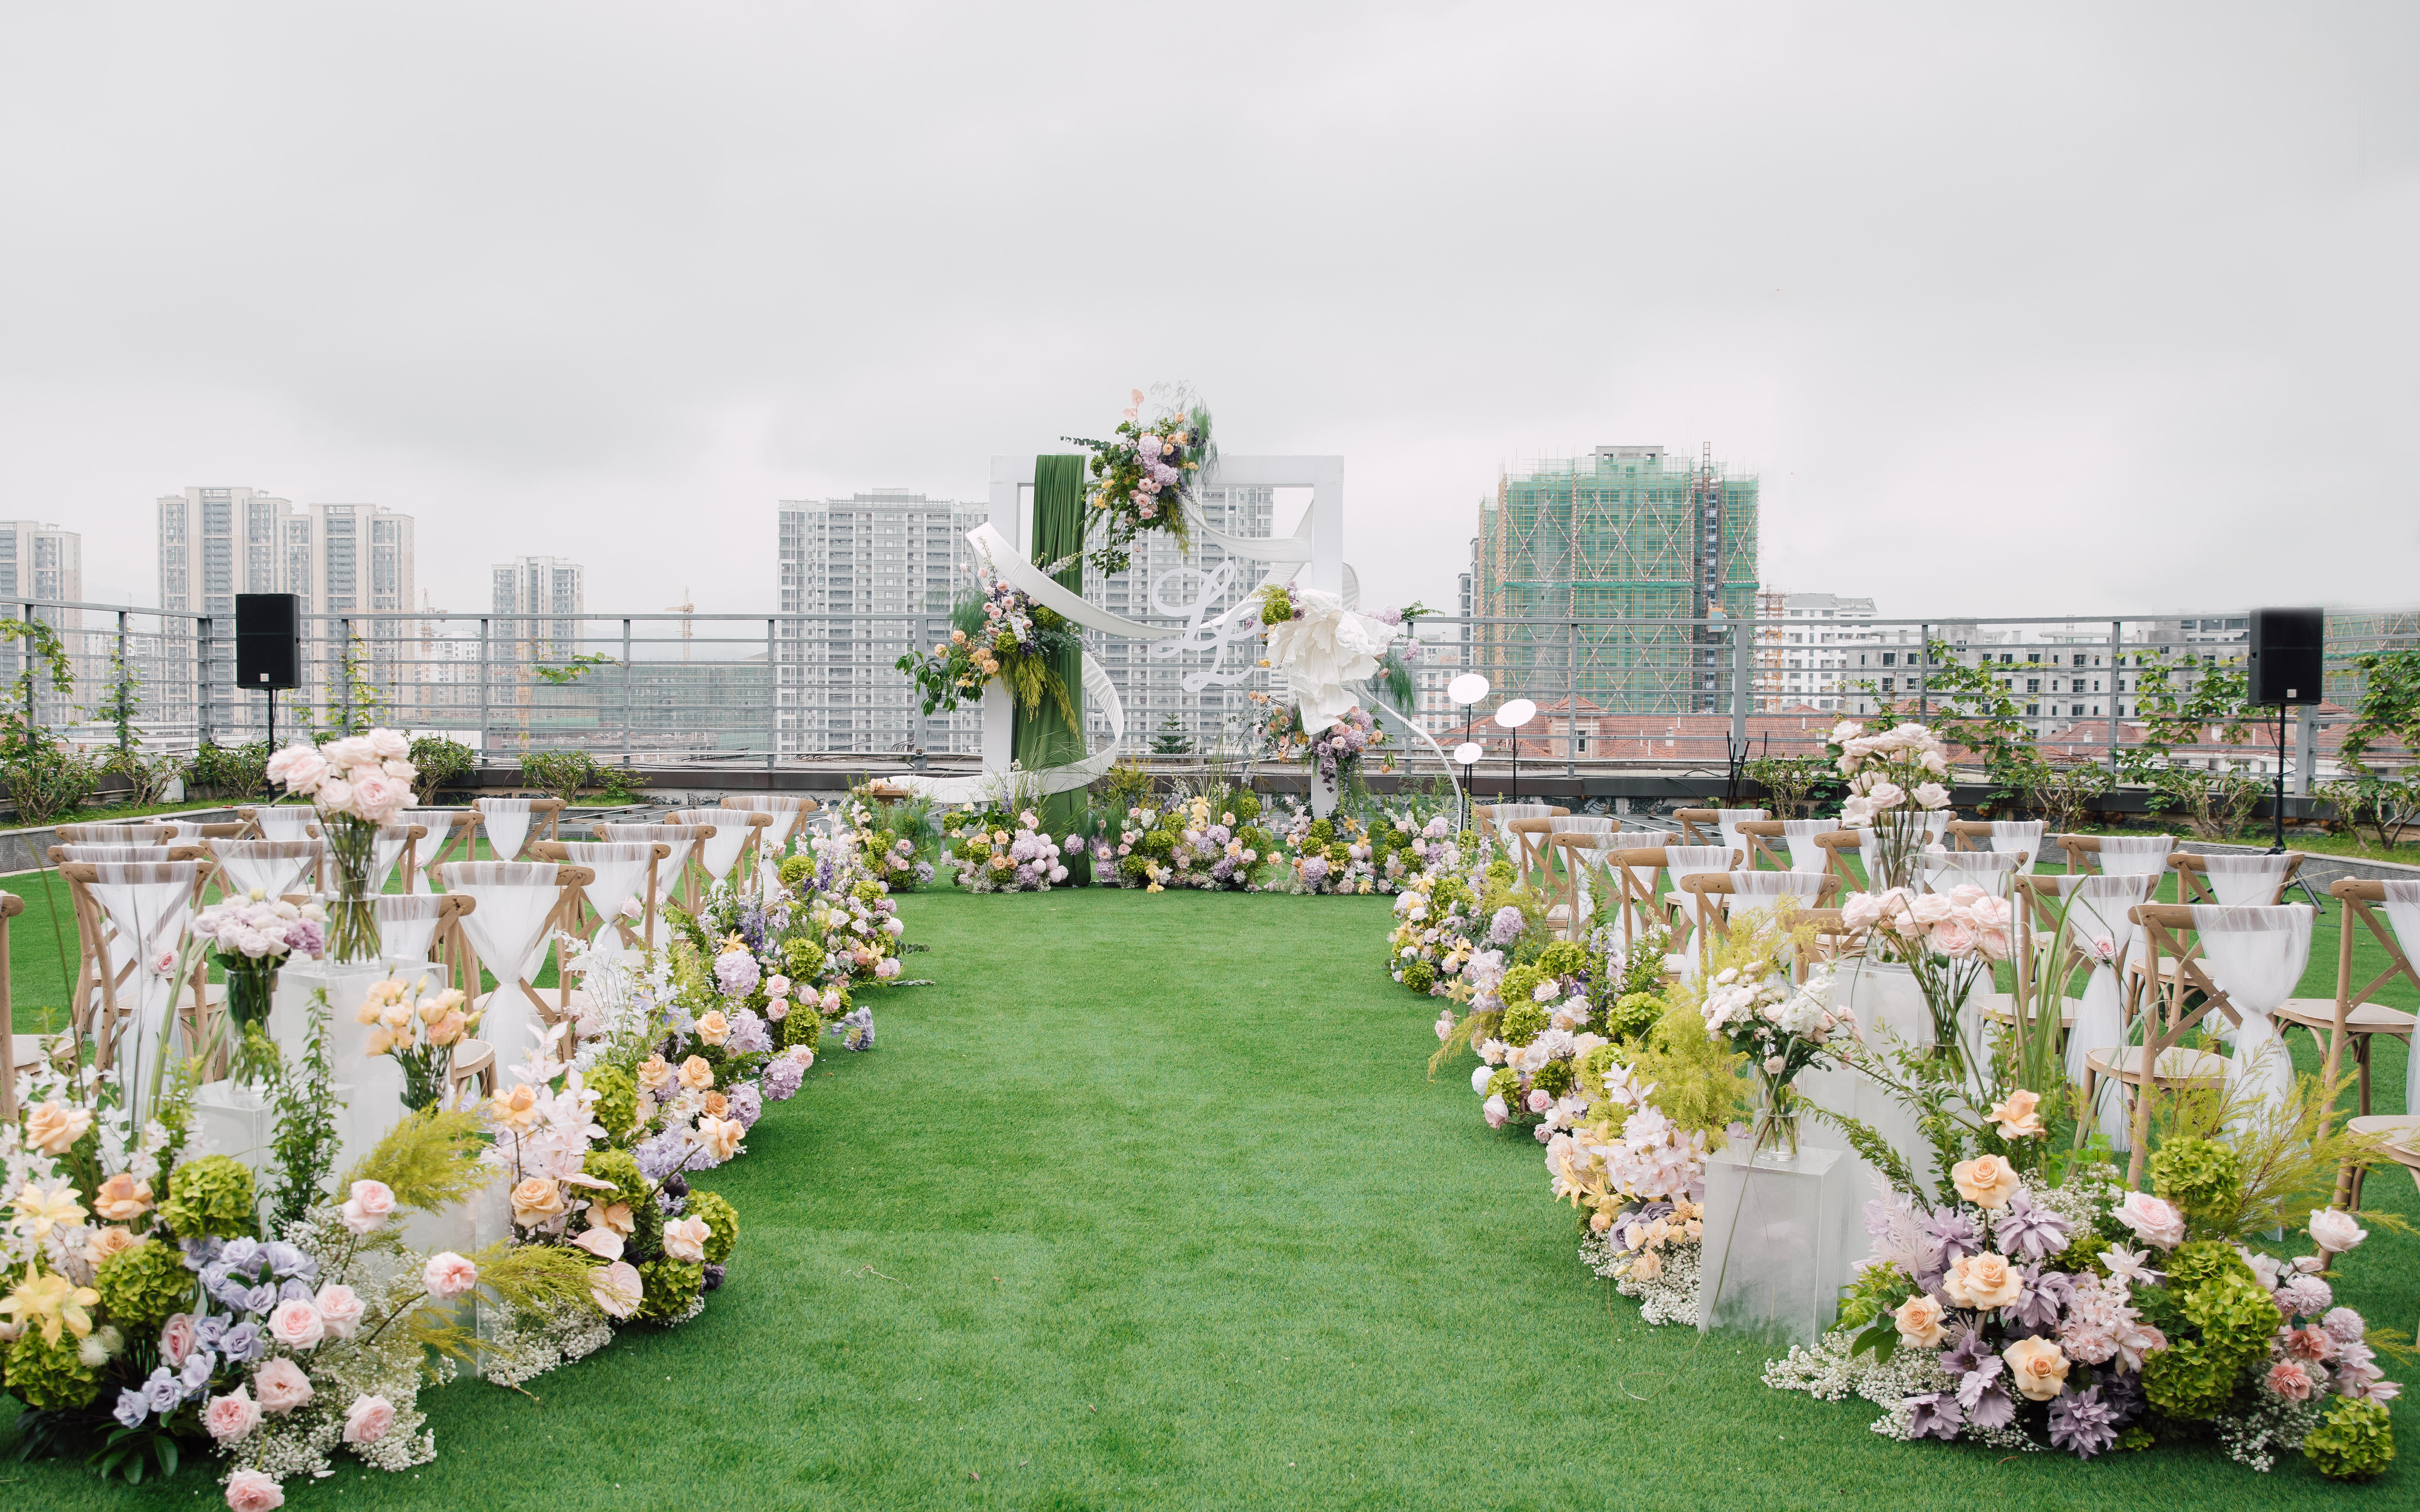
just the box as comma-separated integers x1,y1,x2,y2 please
235,593,301,690
2249,607,2324,706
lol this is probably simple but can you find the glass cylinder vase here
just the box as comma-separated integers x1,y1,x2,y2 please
322,810,381,963
224,962,280,1086
1749,1070,1802,1162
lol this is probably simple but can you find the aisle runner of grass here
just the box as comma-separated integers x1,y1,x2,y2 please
3,888,2411,1508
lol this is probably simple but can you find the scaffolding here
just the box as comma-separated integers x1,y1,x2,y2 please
1473,444,1760,716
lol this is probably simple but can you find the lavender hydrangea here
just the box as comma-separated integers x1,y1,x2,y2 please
726,1082,763,1129
634,1129,693,1184
725,1008,773,1056
840,1006,875,1052
762,1055,806,1102
714,948,761,999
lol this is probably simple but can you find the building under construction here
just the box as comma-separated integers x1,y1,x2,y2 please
1470,444,1760,714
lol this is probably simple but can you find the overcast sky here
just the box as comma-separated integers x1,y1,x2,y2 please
2,2,2413,622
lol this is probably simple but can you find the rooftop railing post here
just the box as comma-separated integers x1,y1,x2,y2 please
198,615,214,749
766,616,777,770
1729,616,1749,757
338,616,353,733
2108,618,2124,778
1918,623,1930,720
2294,703,2319,797
478,617,491,765
1565,617,1577,779
620,617,633,770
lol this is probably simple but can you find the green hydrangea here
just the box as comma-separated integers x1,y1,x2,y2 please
2148,1137,2240,1227
1532,1059,1575,1100
1141,828,1176,860
2163,1239,2252,1295
1484,859,1516,889
2139,1260,2277,1420
1606,991,1666,1042
2305,1397,2395,1481
635,1257,704,1324
1836,1261,1916,1332
2,1324,98,1410
156,1155,257,1241
1535,941,1587,980
1240,826,1275,858
1233,789,1262,823
1325,842,1352,868
1119,852,1150,881
784,939,827,980
1498,999,1548,1047
1400,961,1437,995
1498,964,1549,1011
778,1007,821,1053
1432,877,1475,915
1259,589,1294,625
1307,819,1335,846
1484,1067,1523,1106
93,1238,196,1331
687,1191,739,1267
587,1064,638,1141
852,880,883,903
777,854,813,890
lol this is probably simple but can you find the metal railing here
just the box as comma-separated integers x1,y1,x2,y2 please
0,600,2410,787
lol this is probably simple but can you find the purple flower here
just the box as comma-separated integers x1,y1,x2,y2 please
1487,905,1526,946
141,1367,183,1414
725,1008,773,1056
1940,1329,1995,1380
1966,1382,2017,1430
115,1387,149,1428
1904,1391,1964,1440
286,917,325,956
726,1082,763,1130
2048,1385,2120,1459
220,1321,263,1362
1303,856,1331,885
1990,1192,2072,1261
763,1056,806,1102
2323,1306,2367,1344
841,1007,875,1052
714,949,761,999
634,1130,692,1184
2009,1264,2072,1331
2278,1274,2332,1318
1924,1209,1984,1269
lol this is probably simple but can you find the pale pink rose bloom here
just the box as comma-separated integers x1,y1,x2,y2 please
314,1284,364,1340
1909,893,1954,926
1977,928,2013,961
320,736,372,771
1525,1088,1554,1114
367,728,409,761
205,1387,263,1443
342,1394,396,1444
253,1356,314,1413
571,1226,625,1260
2267,1360,2316,1401
1841,892,1885,931
1946,883,1988,909
2309,1208,2368,1254
267,1299,324,1351
341,1179,395,1234
1865,780,1906,810
1482,1094,1509,1128
316,777,354,814
161,1311,198,1366
1912,782,1952,810
1968,894,2014,930
591,1260,643,1319
421,1251,479,1298
2114,1192,2187,1250
663,1215,711,1264
1839,796,1875,828
349,773,406,824
1931,923,1977,958
224,1468,286,1511
264,745,326,793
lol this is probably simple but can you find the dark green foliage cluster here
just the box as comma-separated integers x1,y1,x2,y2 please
2305,1397,2395,1480
2134,1242,2277,1420
1497,997,1547,1047
1531,1059,1574,1100
184,738,272,801
156,1155,257,1240
687,1190,740,1266
3,1326,98,1409
94,1238,197,1330
406,734,475,804
1836,1261,1915,1332
636,1257,704,1323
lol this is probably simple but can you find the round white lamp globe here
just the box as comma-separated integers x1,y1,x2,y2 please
1453,741,1483,765
1494,698,1538,729
1447,673,1490,706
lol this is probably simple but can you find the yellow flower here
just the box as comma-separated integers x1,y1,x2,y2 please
10,1183,86,1241
24,1100,93,1156
0,1270,100,1344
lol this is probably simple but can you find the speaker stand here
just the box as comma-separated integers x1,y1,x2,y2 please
2268,703,2286,855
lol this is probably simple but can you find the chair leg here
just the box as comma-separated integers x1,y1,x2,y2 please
2354,1034,2373,1118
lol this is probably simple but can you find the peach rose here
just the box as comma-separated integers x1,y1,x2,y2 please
84,1225,143,1268
342,1394,395,1445
253,1356,314,1414
1986,1089,2044,1139
693,1115,742,1162
678,1055,714,1092
225,1467,286,1510
1893,1292,1949,1348
314,1284,363,1341
590,1201,635,1237
205,1387,262,1443
701,1090,729,1118
663,1215,710,1264
25,1099,92,1156
697,1011,730,1047
1951,1154,2021,1209
421,1251,478,1299
2003,1335,2071,1401
267,1298,324,1351
509,1178,564,1229
591,1260,642,1319
489,1083,542,1132
93,1172,153,1220
1944,1251,2024,1311
340,1179,395,1235
637,1053,673,1091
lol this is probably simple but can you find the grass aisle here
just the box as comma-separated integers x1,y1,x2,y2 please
5,887,2412,1508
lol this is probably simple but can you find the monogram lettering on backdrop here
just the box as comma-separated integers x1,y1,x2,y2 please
1145,559,1262,690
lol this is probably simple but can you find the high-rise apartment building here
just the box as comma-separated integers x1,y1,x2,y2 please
1080,485,1274,756
492,555,586,661
1471,445,1760,715
0,522,85,723
1757,591,1878,711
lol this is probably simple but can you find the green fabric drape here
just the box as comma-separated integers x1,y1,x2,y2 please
1013,455,1089,856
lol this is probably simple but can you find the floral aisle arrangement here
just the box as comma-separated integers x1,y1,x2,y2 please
264,729,418,963
190,895,328,1086
1061,385,1213,575
944,808,1071,893
1095,791,1277,891
1696,941,1850,1159
1366,807,1466,895
839,786,938,892
1265,808,1381,895
1838,880,2013,1070
895,574,1081,728
1386,868,1481,995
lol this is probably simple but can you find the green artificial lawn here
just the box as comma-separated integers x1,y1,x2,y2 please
3,887,2415,1508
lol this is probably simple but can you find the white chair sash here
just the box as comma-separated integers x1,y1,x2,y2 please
370,825,413,896
86,861,200,1121
61,844,174,863
2378,882,2420,1116
557,841,656,942
252,807,317,843
438,861,562,1062
670,809,754,882
476,798,537,863
373,893,448,964
1988,820,2046,872
2189,903,2312,1131
2039,870,2159,1148
2098,834,2175,875
1780,818,1838,872
1665,844,1737,924
2201,852,2291,906
1476,803,1554,829
1920,850,2026,899
208,839,324,900
405,809,473,894
1722,869,1826,916
1716,808,1769,864
1859,814,1948,881
61,824,172,843
597,823,704,903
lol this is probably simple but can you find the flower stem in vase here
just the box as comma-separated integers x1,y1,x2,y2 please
225,964,281,1087
323,811,381,963
1751,1070,1801,1161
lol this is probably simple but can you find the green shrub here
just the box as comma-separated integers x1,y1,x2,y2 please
4,743,102,825
407,735,476,804
185,739,271,801
587,1065,638,1141
2148,1137,2241,1228
520,749,602,805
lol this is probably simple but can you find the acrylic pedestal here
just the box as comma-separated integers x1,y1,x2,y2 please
1697,1144,1846,1350
266,957,453,1174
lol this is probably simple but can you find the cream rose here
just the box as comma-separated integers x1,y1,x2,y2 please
25,1100,92,1156
2308,1207,2368,1255
1951,1154,2021,1209
1986,1089,2044,1139
489,1083,542,1132
693,1115,743,1162
2003,1336,2071,1401
510,1178,567,1228
678,1055,715,1092
93,1172,153,1220
663,1215,710,1264
637,1053,673,1091
1892,1292,1948,1348
697,1011,731,1046
1943,1252,2024,1311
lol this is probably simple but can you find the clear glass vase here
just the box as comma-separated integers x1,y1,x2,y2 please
322,811,381,963
1749,1070,1801,1161
224,962,280,1086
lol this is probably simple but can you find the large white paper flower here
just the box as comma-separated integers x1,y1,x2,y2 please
1263,588,1391,733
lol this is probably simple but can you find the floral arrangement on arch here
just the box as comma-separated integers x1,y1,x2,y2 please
1250,693,1388,789
1061,385,1213,576
895,573,1080,728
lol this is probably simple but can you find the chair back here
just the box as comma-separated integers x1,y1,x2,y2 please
426,860,591,1064
58,860,207,1081
206,838,326,901
2130,901,2314,1169
532,839,672,947
474,797,566,862
2319,880,2420,1090
2057,832,2177,876
407,809,483,890
0,892,26,1124
2173,850,2302,906
1679,870,1835,968
596,822,712,909
371,891,476,967
56,823,174,845
671,807,771,884
238,806,320,842
1473,802,1561,839
1919,849,2028,900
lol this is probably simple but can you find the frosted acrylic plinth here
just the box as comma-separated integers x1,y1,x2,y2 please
1838,959,1931,1049
268,957,453,1173
1310,768,1340,819
190,1081,279,1171
1698,1144,1846,1349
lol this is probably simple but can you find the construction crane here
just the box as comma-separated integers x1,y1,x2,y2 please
666,586,695,662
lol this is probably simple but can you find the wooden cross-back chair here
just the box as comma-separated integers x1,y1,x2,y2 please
52,848,215,1060
1810,828,1870,896
1518,816,1619,932
1657,844,1742,965
1594,843,1679,957
0,892,31,1125
2053,832,2179,876
407,810,484,885
2171,850,2305,906
1733,820,1792,872
1779,906,1860,981
596,822,716,915
236,804,320,841
530,840,672,948
1546,830,1666,941
1675,808,1769,847
718,798,815,886
474,797,567,862
55,824,174,846
2097,902,2286,1183
669,807,770,895
2279,880,2418,1122
56,860,220,1077
1678,870,1839,972
427,860,593,1052
2013,870,2159,1011
1471,803,1565,842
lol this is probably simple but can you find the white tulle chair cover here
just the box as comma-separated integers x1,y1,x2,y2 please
1989,820,2046,872
1920,850,2026,899
2201,853,2291,906
1557,831,1656,935
475,798,537,863
252,807,317,843
154,820,202,841
405,809,472,894
669,809,753,882
2097,834,2175,876
364,825,414,896
557,841,655,942
1664,843,1738,947
2378,882,2420,1116
373,894,448,963
1781,818,1838,872
1716,808,1769,863
438,861,562,1062
597,823,703,903
1722,869,1827,919
2189,903,2312,1131
86,861,200,1120
208,840,323,900
1477,803,1553,833
62,844,174,863
60,823,172,843
2040,870,2160,1147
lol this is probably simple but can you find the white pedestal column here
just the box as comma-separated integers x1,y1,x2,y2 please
268,958,453,1176
1697,1144,1847,1349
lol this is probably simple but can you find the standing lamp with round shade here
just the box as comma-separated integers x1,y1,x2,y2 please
1447,674,1491,826
1453,741,1483,832
1495,698,1538,803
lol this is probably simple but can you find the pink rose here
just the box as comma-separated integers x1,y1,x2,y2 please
2113,1192,2187,1251
591,1260,642,1319
340,1179,395,1234
264,744,325,793
253,1357,314,1414
342,1394,395,1445
205,1387,262,1444
224,1468,286,1511
2309,1208,2367,1255
314,1284,363,1341
367,728,410,761
349,773,407,824
267,1298,324,1351
663,1215,711,1264
161,1311,198,1366
1865,780,1907,810
2266,1359,2316,1401
1483,1094,1509,1129
421,1251,478,1299
320,736,372,771
1841,892,1885,931
1930,923,1977,958
1909,893,1954,926
315,777,354,813
1526,1088,1554,1114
